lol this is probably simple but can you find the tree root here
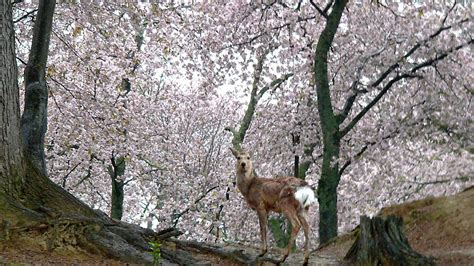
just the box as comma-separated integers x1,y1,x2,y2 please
0,208,183,264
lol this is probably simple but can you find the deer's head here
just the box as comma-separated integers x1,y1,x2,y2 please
230,148,253,177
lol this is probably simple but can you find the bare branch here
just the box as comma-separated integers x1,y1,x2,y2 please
309,0,329,19
257,73,293,99
16,56,27,66
339,129,400,176
323,1,334,14
340,36,472,138
340,73,415,137
227,47,279,149
335,38,389,125
402,176,470,201
61,162,81,188
172,185,220,227
371,17,469,88
13,8,37,23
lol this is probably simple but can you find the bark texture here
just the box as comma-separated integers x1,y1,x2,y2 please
0,0,25,188
345,215,434,265
20,0,56,176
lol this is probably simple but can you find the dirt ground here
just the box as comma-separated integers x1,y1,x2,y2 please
0,243,126,265
1,186,473,265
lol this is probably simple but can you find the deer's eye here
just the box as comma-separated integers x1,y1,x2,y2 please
247,156,250,160
237,156,241,160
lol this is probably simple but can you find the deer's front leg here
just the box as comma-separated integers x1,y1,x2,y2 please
256,208,268,256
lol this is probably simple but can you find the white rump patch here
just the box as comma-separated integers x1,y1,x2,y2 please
294,186,316,208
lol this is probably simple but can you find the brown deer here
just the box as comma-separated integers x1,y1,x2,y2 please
230,148,316,264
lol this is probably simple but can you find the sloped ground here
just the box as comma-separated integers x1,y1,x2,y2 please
0,244,125,265
1,186,472,265
318,186,474,265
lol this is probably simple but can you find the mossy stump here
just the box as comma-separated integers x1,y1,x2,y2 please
344,215,434,265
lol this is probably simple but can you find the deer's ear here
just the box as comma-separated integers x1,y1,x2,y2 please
230,147,238,158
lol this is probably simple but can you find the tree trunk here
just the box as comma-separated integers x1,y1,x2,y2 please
0,0,25,191
313,0,347,244
317,147,340,244
345,215,434,265
108,155,126,220
111,179,125,220
20,0,56,176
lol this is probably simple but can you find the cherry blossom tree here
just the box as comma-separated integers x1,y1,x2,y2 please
176,0,472,244
11,0,473,251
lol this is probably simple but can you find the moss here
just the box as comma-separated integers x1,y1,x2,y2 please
468,147,474,154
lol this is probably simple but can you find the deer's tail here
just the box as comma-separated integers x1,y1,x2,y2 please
294,186,316,208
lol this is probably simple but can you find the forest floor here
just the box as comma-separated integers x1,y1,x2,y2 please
1,186,473,265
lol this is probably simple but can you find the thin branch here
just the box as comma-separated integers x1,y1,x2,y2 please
224,126,237,136
234,14,317,48
340,73,413,137
371,17,469,89
411,39,472,73
339,128,400,176
16,56,27,66
257,73,293,99
48,85,65,116
402,176,470,201
309,0,328,19
323,1,334,14
251,49,270,96
335,38,389,125
61,162,81,188
172,185,220,227
13,8,37,23
340,38,472,138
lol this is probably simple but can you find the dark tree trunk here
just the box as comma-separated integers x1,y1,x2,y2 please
20,0,56,176
345,215,434,265
317,159,340,244
0,0,24,184
108,155,126,220
111,179,125,220
313,0,348,244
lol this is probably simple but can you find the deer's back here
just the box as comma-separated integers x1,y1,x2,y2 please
246,176,308,212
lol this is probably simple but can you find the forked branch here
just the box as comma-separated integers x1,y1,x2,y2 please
339,37,472,138
225,47,292,150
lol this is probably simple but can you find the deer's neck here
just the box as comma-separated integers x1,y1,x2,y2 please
236,170,255,196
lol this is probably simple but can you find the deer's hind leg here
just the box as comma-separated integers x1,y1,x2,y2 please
281,204,301,262
256,207,268,256
298,209,311,265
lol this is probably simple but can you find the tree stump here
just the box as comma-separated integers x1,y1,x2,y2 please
344,215,434,265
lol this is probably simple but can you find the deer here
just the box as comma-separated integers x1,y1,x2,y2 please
230,148,316,265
